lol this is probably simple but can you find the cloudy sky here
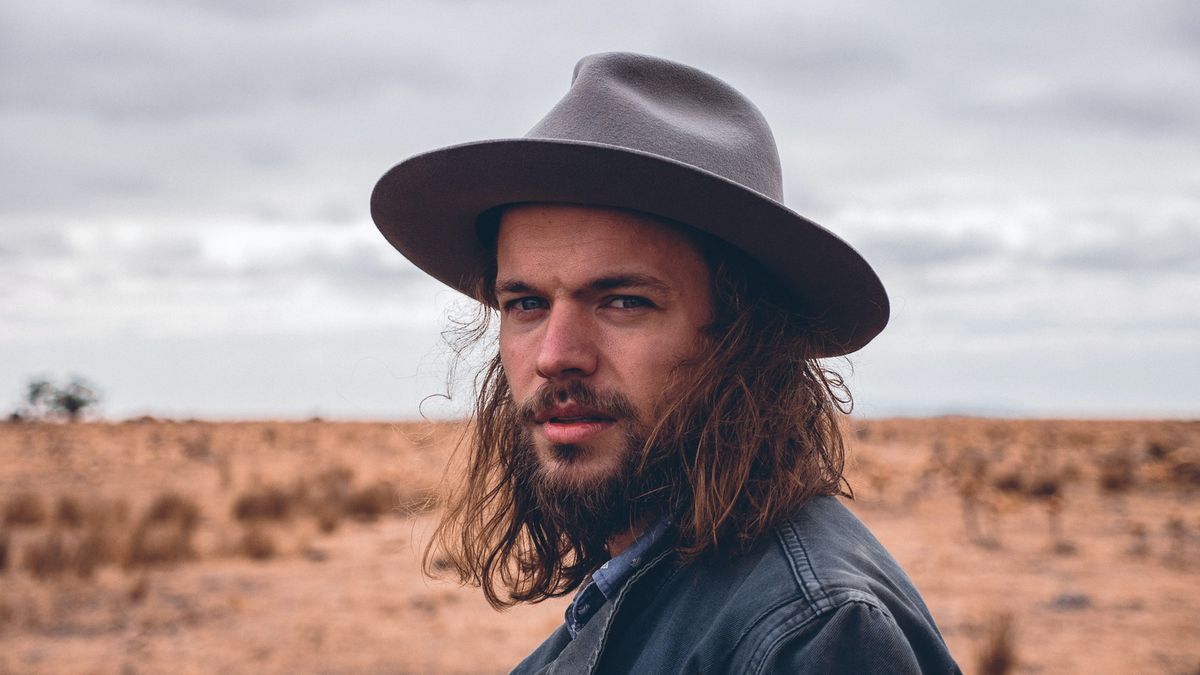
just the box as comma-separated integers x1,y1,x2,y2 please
3,0,1197,419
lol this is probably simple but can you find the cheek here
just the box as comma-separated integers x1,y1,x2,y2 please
499,331,533,395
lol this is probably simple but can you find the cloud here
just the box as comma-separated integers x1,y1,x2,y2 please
1,0,1197,415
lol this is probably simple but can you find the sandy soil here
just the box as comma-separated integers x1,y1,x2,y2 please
1,418,1198,674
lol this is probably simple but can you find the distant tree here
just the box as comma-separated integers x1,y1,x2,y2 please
15,376,102,422
55,377,100,422
25,378,55,418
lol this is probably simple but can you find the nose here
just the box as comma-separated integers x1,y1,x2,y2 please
534,304,598,381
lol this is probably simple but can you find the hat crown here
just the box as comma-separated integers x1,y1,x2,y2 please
526,52,785,202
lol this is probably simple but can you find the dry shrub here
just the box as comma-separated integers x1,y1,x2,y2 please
1023,469,1075,554
991,470,1024,495
314,502,342,534
74,524,123,579
976,611,1017,675
126,522,195,568
4,492,46,528
22,530,71,580
1026,474,1061,501
239,526,277,560
181,430,212,460
344,481,395,522
934,443,1001,546
1144,437,1177,461
1164,516,1189,566
233,485,295,521
55,495,85,528
125,491,201,568
1097,450,1137,494
1127,522,1150,557
143,491,201,531
128,575,150,604
1168,457,1200,490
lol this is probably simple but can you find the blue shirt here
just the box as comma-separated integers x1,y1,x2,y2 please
564,517,672,639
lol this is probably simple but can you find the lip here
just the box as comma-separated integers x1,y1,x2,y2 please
534,403,617,444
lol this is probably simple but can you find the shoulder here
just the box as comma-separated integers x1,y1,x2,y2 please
586,497,961,673
737,496,959,673
772,496,922,611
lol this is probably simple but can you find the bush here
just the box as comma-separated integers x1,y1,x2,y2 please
4,492,46,528
23,531,71,580
143,491,201,531
55,495,85,528
239,526,277,560
124,491,202,568
233,485,294,521
344,482,395,522
1097,451,1137,493
976,611,1017,675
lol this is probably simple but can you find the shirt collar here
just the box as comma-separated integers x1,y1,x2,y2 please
591,516,673,599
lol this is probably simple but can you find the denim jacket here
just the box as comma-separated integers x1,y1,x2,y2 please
511,496,960,674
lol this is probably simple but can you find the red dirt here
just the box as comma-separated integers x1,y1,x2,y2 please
1,418,1197,673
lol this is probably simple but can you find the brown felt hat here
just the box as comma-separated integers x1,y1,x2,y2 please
371,51,888,357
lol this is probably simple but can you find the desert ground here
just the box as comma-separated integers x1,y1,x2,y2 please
1,417,1198,674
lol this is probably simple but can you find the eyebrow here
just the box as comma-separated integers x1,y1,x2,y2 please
495,273,673,298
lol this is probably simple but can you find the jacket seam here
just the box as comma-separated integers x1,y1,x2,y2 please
721,522,839,671
749,595,896,675
585,547,676,673
777,518,833,613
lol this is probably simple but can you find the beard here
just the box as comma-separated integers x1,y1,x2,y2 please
511,380,671,547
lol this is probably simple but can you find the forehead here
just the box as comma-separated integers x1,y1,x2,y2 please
494,203,708,284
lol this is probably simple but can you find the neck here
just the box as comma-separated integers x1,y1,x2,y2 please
606,514,656,557
606,529,640,557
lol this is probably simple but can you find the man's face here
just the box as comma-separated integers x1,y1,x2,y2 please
496,203,713,495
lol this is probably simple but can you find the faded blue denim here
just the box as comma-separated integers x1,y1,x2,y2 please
511,496,960,674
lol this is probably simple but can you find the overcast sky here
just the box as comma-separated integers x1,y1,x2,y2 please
3,0,1197,419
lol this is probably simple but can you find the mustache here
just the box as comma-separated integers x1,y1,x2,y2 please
514,380,639,425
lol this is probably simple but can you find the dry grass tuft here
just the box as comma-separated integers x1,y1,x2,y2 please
344,481,395,521
976,611,1017,675
233,485,295,522
991,470,1024,495
4,491,46,528
1164,515,1190,566
55,495,85,528
125,491,202,568
314,502,342,534
1097,450,1137,494
144,491,201,530
22,530,72,580
1127,522,1151,557
1025,474,1061,501
1168,457,1200,490
1144,437,1177,461
128,574,151,604
239,525,278,560
74,524,122,579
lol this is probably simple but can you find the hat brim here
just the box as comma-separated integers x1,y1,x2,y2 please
370,138,888,357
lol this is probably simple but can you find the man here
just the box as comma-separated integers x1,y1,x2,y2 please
372,52,959,673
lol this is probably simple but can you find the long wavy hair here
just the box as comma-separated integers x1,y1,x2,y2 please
424,223,854,609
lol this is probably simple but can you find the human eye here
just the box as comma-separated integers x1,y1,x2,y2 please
503,297,547,314
603,296,655,310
